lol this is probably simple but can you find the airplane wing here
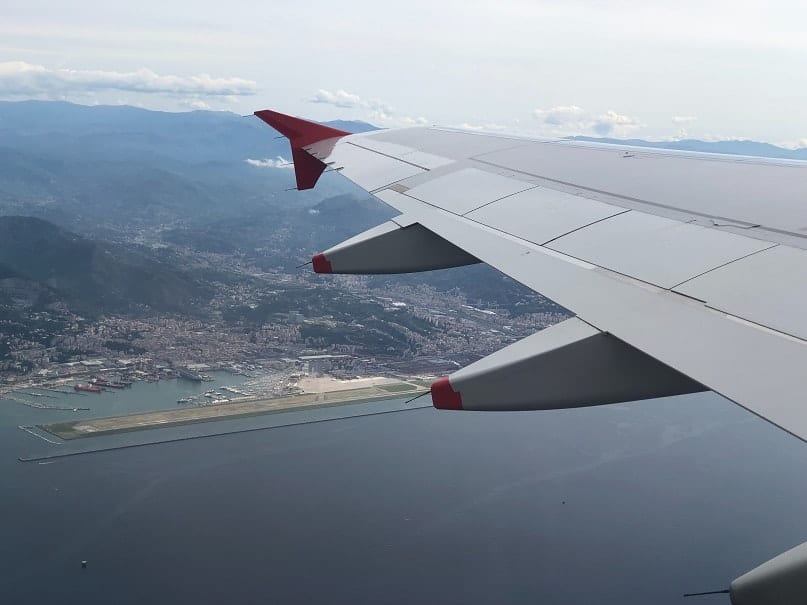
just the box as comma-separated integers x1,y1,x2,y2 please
256,109,807,443
255,109,807,603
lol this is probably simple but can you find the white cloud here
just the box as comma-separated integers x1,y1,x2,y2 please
309,88,392,118
672,115,697,138
245,156,292,168
533,105,643,137
309,89,363,108
179,98,211,110
535,105,587,127
453,122,509,132
0,61,257,98
398,115,430,126
777,138,807,150
593,110,642,136
308,88,424,126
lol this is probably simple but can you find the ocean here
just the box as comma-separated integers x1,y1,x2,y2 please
2,380,806,604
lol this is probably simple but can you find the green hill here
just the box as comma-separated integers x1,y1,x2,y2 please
0,216,213,316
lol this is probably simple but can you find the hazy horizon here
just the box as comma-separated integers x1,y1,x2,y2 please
2,1,807,146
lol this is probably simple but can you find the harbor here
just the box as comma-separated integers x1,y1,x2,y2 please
3,367,431,448
1,370,252,428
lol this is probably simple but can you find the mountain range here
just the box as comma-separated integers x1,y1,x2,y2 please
0,215,213,316
2,99,804,325
0,100,377,238
569,135,807,159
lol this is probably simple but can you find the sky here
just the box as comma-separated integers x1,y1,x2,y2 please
1,0,806,146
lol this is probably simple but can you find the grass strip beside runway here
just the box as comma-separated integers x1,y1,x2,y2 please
43,388,428,441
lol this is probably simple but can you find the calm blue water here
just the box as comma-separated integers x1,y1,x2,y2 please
2,387,806,604
7,371,249,420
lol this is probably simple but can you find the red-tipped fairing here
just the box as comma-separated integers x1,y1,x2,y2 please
311,253,333,274
430,376,463,410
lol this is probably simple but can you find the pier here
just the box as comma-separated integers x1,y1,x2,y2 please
19,425,63,445
20,391,58,399
6,395,90,411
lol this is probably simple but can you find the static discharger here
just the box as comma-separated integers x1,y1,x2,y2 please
403,391,431,405
683,589,729,597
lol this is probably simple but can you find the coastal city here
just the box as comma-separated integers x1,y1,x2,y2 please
4,7,807,603
1,264,566,412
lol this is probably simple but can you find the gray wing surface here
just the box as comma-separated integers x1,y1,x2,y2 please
256,110,807,604
258,111,807,444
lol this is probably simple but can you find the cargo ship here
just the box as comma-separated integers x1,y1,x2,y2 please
92,376,129,389
97,381,126,389
75,384,102,393
176,367,204,382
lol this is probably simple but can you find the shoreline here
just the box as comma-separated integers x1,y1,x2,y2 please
3,372,432,403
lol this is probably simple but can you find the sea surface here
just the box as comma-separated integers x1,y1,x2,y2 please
2,379,806,604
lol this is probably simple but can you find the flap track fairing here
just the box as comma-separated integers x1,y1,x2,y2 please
313,219,479,274
431,317,707,411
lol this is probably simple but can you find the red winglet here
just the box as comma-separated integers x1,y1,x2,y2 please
312,253,333,274
254,110,351,190
254,110,351,147
430,376,463,410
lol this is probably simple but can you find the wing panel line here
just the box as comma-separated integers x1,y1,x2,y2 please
344,141,437,171
471,156,803,245
461,185,541,216
538,209,632,246
669,244,779,290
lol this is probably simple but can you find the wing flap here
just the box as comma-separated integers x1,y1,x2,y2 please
675,245,807,341
545,210,775,288
404,167,535,215
466,186,626,245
